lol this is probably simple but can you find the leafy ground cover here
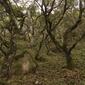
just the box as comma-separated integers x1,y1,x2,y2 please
1,41,85,85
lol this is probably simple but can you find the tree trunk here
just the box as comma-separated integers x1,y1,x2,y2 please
2,55,13,80
65,52,73,70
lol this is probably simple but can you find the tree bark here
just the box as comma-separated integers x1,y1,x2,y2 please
65,52,73,70
2,55,13,80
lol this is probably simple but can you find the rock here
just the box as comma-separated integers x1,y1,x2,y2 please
22,60,30,74
34,80,42,85
35,80,39,85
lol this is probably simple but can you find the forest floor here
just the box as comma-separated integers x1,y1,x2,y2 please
1,41,85,85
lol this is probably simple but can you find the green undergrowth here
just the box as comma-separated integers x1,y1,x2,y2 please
1,41,85,85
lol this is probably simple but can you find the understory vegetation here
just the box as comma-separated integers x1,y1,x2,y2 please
0,0,85,85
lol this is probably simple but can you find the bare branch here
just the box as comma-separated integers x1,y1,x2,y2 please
52,0,68,30
64,0,83,36
69,32,85,52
